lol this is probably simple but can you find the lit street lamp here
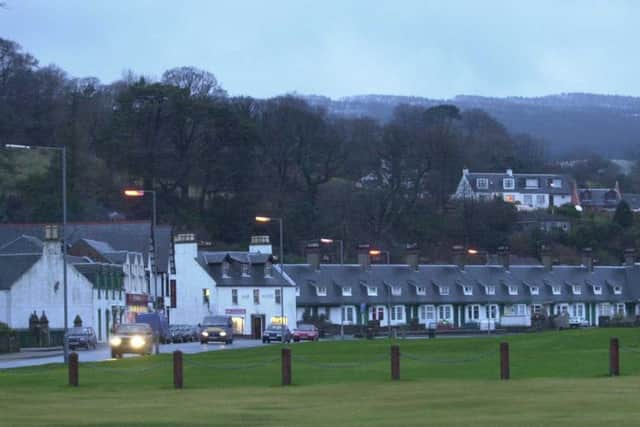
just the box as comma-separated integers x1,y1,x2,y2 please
369,249,390,264
4,144,70,363
123,188,159,355
320,238,344,264
255,216,286,345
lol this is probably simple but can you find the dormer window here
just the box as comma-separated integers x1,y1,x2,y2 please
463,286,473,296
476,178,489,190
530,286,539,295
342,287,352,296
439,287,449,296
552,286,561,295
525,178,539,189
508,285,518,295
550,178,562,188
614,286,622,295
367,286,378,296
416,286,426,296
222,261,230,278
486,285,496,295
241,264,250,278
503,178,515,190
316,286,327,297
593,285,602,295
392,286,402,296
572,285,581,295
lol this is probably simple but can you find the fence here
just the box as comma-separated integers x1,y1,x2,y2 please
3,336,631,389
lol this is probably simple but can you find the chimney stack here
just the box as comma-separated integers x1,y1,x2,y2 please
582,247,594,272
249,235,272,255
498,245,510,270
452,245,465,270
44,224,60,241
306,242,321,271
405,243,419,271
624,248,636,266
357,244,371,270
541,245,553,271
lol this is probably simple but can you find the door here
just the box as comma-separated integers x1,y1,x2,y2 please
251,314,264,339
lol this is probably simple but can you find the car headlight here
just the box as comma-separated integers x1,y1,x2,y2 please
130,335,145,349
219,331,227,337
201,331,209,337
110,336,122,347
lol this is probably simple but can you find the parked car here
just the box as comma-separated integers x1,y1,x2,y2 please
169,324,186,343
199,316,234,344
136,312,170,344
66,327,97,350
109,323,153,358
185,325,200,342
292,324,319,342
262,324,292,343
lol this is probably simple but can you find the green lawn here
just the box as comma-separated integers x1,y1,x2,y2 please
2,328,640,426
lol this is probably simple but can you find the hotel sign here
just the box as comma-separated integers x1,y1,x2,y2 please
225,308,246,315
126,293,149,305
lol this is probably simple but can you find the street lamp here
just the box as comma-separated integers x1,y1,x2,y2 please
320,238,344,264
369,249,390,264
4,144,69,363
255,216,286,345
123,188,159,355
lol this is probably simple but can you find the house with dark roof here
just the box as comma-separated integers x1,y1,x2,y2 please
452,168,577,211
578,183,640,212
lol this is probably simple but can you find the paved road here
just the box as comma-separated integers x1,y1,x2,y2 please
0,339,266,370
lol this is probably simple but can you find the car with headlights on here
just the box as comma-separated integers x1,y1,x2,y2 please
199,316,233,344
292,324,319,342
109,323,154,358
66,327,97,350
262,324,292,343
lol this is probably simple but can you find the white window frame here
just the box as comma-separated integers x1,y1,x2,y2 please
531,304,543,314
439,286,450,296
524,194,533,206
552,285,561,295
463,286,473,296
508,285,518,296
316,286,327,297
241,263,250,278
369,306,385,321
572,303,585,319
525,178,539,189
593,285,602,295
341,306,355,323
536,194,547,206
416,286,426,296
367,286,378,296
503,178,515,190
572,285,581,295
476,178,489,189
392,286,402,296
437,305,453,322
419,305,436,322
231,288,238,305
615,303,626,316
486,285,495,295
295,286,300,297
487,304,499,320
275,288,281,304
614,286,622,295
530,286,539,295
391,305,405,322
551,178,562,188
506,304,527,316
466,305,481,321
342,287,352,296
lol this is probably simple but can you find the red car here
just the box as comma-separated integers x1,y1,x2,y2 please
292,324,319,342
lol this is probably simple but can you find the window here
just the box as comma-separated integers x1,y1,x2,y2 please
530,286,539,295
439,286,449,296
367,286,378,296
536,194,546,206
487,304,499,319
614,286,622,295
253,289,260,304
369,306,385,321
316,286,327,296
552,286,561,295
504,194,515,203
506,304,527,316
392,286,402,296
391,306,404,321
593,285,602,295
275,288,281,304
463,286,473,296
416,286,426,296
524,194,533,206
572,285,581,295
525,178,539,189
615,303,625,316
599,303,611,316
572,304,584,318
486,285,495,295
342,287,352,296
241,264,250,277
438,305,453,321
295,286,300,297
222,262,230,278
508,285,518,295
550,178,562,188
466,305,480,321
264,263,273,277
342,306,354,323
532,304,543,314
476,178,489,189
419,305,436,321
202,288,210,307
232,289,238,305
503,178,515,190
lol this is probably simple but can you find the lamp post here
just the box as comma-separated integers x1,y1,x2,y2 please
123,188,159,355
4,144,69,363
255,216,286,345
320,238,344,264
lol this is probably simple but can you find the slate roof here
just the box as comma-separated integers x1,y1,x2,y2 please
0,254,41,290
74,263,124,286
464,172,572,195
0,235,44,255
578,188,620,208
285,263,640,306
0,222,173,273
197,251,289,287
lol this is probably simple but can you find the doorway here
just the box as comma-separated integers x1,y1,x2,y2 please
251,314,265,339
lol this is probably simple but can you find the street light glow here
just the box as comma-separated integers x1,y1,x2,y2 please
467,249,479,255
369,249,382,256
123,189,145,197
255,216,271,223
320,238,334,244
4,144,32,149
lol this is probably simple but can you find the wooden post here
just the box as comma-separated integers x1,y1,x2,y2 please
500,342,510,380
391,345,400,380
282,348,291,386
68,352,78,387
173,350,183,389
610,337,620,377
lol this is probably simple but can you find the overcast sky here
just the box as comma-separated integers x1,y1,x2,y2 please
1,0,639,99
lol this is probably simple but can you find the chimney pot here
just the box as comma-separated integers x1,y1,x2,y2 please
357,244,371,270
305,242,321,270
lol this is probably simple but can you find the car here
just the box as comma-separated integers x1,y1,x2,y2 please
199,316,234,344
169,324,186,343
292,324,319,342
65,327,97,350
136,312,170,344
262,324,292,343
109,323,154,358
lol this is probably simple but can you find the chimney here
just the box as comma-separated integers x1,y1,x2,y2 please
44,224,60,241
306,242,321,271
174,233,197,258
624,248,636,266
506,168,513,176
541,245,553,271
452,245,465,270
42,224,62,257
357,244,371,270
582,247,594,272
498,245,510,270
405,243,419,271
249,235,272,255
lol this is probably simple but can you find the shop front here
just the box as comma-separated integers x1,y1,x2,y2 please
126,293,149,323
224,308,247,335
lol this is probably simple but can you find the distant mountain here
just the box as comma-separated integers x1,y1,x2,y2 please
299,93,640,159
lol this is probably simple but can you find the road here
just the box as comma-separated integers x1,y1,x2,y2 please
0,339,266,370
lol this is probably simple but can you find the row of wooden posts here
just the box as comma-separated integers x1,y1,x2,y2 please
67,338,623,388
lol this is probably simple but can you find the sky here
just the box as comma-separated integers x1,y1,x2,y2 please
1,0,639,99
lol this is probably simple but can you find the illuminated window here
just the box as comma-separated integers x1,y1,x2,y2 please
504,194,515,203
271,316,287,325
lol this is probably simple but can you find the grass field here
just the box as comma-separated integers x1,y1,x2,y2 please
2,328,640,426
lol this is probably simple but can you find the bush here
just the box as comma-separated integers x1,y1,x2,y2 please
0,322,17,337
